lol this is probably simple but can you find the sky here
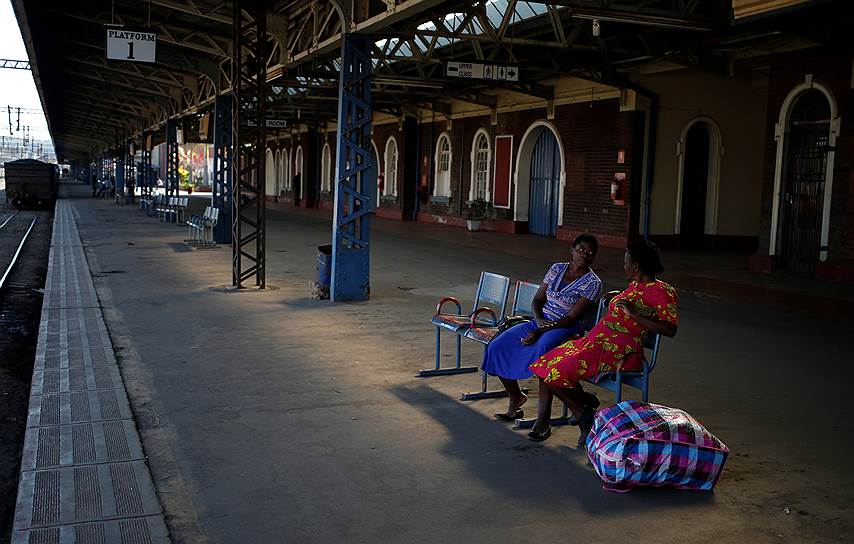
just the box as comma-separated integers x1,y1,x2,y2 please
0,1,53,154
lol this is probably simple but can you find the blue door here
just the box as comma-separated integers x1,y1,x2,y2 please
528,130,561,236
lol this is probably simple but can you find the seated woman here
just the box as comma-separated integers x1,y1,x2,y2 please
527,239,679,446
483,234,602,421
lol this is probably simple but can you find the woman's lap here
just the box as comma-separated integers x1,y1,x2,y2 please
482,321,580,380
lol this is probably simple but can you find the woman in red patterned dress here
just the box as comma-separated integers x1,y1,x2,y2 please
527,240,679,446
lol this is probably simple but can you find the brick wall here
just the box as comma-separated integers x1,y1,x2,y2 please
415,99,639,244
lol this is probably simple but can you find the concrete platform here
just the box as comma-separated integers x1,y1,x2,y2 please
12,199,168,543
50,183,854,543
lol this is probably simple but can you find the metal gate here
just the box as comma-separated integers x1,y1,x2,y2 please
775,91,830,276
528,129,561,236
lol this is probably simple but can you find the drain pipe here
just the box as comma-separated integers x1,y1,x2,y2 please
623,82,659,241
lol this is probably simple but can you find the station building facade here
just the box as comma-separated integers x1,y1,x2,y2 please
264,44,853,282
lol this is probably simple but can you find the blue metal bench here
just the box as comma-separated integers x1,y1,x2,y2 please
585,294,662,403
460,280,539,400
417,271,511,377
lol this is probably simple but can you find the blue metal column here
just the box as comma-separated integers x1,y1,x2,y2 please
212,94,232,244
125,138,135,203
140,131,151,197
331,34,373,302
166,119,179,197
115,142,125,201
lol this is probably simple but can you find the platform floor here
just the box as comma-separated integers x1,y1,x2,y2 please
12,199,168,543
38,183,854,543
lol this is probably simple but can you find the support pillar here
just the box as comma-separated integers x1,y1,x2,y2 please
140,131,151,197
166,119,179,197
213,94,233,244
331,34,373,302
115,142,125,201
125,138,136,203
231,0,266,288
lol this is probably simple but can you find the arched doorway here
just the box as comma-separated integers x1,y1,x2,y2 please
528,129,561,236
681,123,711,247
513,121,565,234
674,116,722,248
775,89,832,275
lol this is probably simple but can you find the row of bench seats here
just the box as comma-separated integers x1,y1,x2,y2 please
419,271,663,427
139,194,189,224
186,206,220,247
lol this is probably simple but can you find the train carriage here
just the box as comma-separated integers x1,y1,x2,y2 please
3,159,58,209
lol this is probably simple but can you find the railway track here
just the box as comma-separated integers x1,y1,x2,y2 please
0,213,39,292
0,207,51,541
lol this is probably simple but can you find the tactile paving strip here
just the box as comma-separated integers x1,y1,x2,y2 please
13,200,169,542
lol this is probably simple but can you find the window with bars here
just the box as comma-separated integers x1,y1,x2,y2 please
321,144,332,192
384,137,398,196
473,133,490,201
434,134,452,197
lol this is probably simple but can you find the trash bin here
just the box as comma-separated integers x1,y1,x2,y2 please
316,244,332,289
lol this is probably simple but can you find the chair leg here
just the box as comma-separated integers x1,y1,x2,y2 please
435,327,441,370
455,334,461,369
461,345,530,401
416,326,478,377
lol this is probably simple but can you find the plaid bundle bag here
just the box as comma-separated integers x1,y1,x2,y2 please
586,400,729,492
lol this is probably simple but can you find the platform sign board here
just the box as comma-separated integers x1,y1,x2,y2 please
106,28,157,63
446,61,519,82
266,119,288,129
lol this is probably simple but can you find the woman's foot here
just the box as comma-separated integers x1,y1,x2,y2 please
493,409,523,421
527,425,552,442
495,392,527,421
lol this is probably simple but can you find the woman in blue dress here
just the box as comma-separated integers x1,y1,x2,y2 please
484,234,602,421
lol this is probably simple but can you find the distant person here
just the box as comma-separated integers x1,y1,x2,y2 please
292,173,302,207
91,174,97,197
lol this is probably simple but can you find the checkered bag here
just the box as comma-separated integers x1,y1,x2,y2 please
586,401,729,492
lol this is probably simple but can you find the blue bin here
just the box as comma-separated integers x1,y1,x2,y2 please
316,244,332,288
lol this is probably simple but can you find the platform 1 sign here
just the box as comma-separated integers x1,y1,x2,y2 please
106,29,157,63
446,61,519,82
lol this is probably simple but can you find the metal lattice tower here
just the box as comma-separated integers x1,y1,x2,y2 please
213,94,233,244
331,35,374,302
231,0,266,288
140,131,152,197
166,119,179,197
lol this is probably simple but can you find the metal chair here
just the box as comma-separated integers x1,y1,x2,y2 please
417,271,511,377
460,280,539,400
585,294,662,403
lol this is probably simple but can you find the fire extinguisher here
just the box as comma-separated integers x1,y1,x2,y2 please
611,173,626,205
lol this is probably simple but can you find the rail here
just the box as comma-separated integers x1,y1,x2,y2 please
0,216,38,290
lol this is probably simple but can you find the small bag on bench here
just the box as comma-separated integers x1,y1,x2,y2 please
586,400,729,492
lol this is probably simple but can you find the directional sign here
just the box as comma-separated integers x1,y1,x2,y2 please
446,61,519,82
106,28,157,63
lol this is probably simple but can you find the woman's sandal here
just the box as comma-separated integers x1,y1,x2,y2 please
576,406,596,448
527,425,552,442
494,409,523,422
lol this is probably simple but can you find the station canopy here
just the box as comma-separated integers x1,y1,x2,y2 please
11,0,847,162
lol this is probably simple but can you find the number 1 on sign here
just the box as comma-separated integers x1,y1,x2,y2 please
127,42,135,60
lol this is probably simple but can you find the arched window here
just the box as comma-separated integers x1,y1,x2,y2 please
433,133,452,197
295,146,304,198
283,149,291,190
321,143,332,192
384,137,398,197
274,149,282,193
264,148,276,196
470,130,491,201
